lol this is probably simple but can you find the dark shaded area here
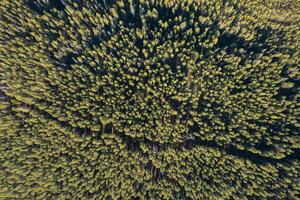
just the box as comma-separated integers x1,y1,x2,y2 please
104,123,113,134
197,96,208,112
252,28,271,48
170,99,180,110
255,139,274,152
105,195,112,200
88,34,101,49
218,33,246,49
284,124,299,135
0,89,6,98
135,38,143,49
24,0,45,14
147,18,158,31
61,53,76,66
24,0,65,13
120,0,142,28
60,53,77,70
190,123,200,133
275,65,300,101
86,0,117,14
242,76,252,84
165,56,178,73
274,87,298,101
272,57,280,63
15,29,31,38
170,115,177,124
215,27,286,67
48,0,65,11
97,86,104,96
118,125,300,166
191,137,295,165
120,132,141,152
219,112,232,126
244,27,272,55
45,31,59,41
230,87,243,95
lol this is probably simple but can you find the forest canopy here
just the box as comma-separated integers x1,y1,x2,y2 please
0,0,299,199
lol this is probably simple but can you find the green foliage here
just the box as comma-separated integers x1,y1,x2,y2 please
0,0,299,199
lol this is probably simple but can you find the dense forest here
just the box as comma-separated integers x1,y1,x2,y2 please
0,0,299,199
